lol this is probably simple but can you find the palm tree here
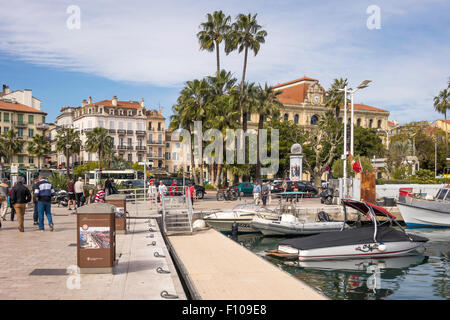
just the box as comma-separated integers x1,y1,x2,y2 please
433,87,449,155
56,128,81,177
226,13,267,166
255,83,282,181
85,127,114,176
1,129,24,165
325,78,348,118
197,11,231,74
27,134,51,169
206,69,238,96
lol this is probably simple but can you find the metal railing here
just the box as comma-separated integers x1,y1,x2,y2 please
161,186,193,234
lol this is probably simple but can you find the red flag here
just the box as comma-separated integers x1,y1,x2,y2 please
352,156,362,173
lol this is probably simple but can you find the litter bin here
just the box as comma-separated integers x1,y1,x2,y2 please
77,203,116,274
105,194,127,234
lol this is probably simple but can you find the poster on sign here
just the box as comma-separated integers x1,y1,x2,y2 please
289,156,302,181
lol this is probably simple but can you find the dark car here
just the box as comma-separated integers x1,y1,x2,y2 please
271,181,318,197
231,182,254,196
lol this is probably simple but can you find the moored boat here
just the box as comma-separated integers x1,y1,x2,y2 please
267,199,428,261
250,213,348,236
396,186,450,228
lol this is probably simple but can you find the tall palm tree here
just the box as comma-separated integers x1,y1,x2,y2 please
27,134,51,169
433,87,449,155
206,69,237,96
85,127,114,176
255,83,282,181
226,13,267,168
56,128,81,177
325,78,348,118
1,129,24,165
197,11,231,74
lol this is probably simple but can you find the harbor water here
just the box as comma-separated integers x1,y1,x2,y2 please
230,228,449,300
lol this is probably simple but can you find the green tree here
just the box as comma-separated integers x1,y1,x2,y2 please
0,129,24,164
56,128,81,177
352,126,385,158
85,127,114,175
27,134,51,169
255,83,282,181
325,78,348,118
197,11,231,74
433,86,449,155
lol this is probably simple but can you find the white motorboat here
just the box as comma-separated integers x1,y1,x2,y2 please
203,204,279,233
396,186,450,228
250,213,348,236
267,199,428,261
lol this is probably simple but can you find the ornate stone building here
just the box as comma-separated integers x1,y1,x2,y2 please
249,76,390,131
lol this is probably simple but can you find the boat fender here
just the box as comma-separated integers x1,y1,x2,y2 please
231,221,238,236
377,243,386,252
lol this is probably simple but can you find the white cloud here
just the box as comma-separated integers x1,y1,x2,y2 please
0,0,449,123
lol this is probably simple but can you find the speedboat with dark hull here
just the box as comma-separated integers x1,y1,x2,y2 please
267,199,428,261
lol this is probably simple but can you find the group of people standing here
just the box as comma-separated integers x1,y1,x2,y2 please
147,179,196,208
0,175,55,232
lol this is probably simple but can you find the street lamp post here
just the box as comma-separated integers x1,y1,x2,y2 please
349,80,371,156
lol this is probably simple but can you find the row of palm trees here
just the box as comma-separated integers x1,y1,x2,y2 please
0,126,113,177
433,79,450,154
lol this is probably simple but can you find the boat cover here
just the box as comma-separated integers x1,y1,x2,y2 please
343,199,397,219
279,226,428,250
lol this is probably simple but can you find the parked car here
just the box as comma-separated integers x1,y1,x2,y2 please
232,182,254,196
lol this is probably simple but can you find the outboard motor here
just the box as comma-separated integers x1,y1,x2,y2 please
231,221,238,236
317,211,332,222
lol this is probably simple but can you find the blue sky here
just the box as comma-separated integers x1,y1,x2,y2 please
0,0,449,124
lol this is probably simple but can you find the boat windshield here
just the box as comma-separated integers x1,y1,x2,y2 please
437,189,447,200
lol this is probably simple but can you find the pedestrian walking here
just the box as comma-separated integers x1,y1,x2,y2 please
147,180,157,206
253,181,261,205
10,176,32,232
186,181,195,207
32,178,39,225
94,184,105,203
8,187,15,221
158,180,167,202
74,177,85,209
169,179,178,197
110,178,118,194
0,178,9,221
105,178,112,195
34,175,56,231
67,178,76,211
261,182,270,207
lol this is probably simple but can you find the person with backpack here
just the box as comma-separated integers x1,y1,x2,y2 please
34,175,56,232
10,176,32,232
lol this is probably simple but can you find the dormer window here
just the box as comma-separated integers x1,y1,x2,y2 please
119,109,124,116
127,110,133,116
88,108,92,114
109,109,114,115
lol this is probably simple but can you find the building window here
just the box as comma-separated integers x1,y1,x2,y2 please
283,113,289,121
18,114,24,124
99,120,104,128
377,120,382,128
3,113,8,122
127,138,132,146
118,121,124,130
173,165,177,173
4,127,8,132
246,113,251,121
127,110,132,116
119,109,124,116
18,128,23,137
127,122,132,130
28,115,34,124
29,156,34,164
148,122,152,130
28,129,34,137
294,114,299,124
128,154,132,162
138,154,142,162
119,137,124,146
158,134,162,143
165,152,170,160
109,109,114,115
158,122,161,131
158,147,162,157
310,115,319,125
109,120,114,129
369,119,373,128
357,118,361,127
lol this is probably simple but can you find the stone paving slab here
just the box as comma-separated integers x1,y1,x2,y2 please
0,204,185,300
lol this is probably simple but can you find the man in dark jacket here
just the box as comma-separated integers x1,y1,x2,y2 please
34,175,56,231
32,178,39,225
10,176,32,232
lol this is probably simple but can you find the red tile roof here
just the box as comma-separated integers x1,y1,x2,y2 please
274,76,318,88
146,110,165,119
0,100,47,114
276,83,311,104
351,104,388,112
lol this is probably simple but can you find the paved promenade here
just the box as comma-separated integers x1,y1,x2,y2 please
0,205,185,300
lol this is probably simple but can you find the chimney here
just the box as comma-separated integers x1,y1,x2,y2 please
88,96,92,104
2,85,10,94
140,98,144,108
112,96,118,106
23,89,32,107
82,99,87,107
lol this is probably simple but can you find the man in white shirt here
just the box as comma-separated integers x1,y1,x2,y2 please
158,180,167,202
74,177,85,209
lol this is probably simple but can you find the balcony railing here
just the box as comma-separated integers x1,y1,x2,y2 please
126,146,133,150
109,129,116,134
147,140,164,145
36,123,49,130
126,130,134,134
135,146,147,151
117,145,127,150
12,121,28,127
117,129,126,135
147,153,164,159
136,130,146,135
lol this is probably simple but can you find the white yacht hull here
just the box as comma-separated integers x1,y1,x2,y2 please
397,201,450,227
251,217,347,236
204,219,257,233
278,241,424,261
